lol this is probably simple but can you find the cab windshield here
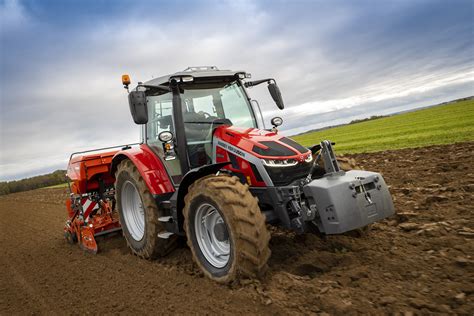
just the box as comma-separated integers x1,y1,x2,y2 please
145,80,257,171
181,80,257,167
181,80,256,133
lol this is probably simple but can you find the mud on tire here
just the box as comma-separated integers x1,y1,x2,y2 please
183,175,271,283
115,160,176,259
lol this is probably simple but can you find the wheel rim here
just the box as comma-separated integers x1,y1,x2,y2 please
194,203,230,268
121,180,145,241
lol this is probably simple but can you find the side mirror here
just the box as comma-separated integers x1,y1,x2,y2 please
158,131,177,161
268,82,285,110
158,131,174,143
128,91,148,124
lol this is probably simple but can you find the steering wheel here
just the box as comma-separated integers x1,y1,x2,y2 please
198,111,212,118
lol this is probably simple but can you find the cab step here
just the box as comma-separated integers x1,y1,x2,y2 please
158,216,172,223
157,231,174,239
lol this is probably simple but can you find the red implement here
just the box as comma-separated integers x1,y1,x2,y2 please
64,149,122,253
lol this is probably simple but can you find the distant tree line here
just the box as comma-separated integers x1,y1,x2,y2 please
292,115,389,136
349,115,387,125
0,170,67,195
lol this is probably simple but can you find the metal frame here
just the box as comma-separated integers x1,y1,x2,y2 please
143,75,262,180
67,143,141,195
68,143,140,162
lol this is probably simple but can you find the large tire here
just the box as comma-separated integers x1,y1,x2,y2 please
115,160,176,259
183,175,271,283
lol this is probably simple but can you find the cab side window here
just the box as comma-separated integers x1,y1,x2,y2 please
146,92,182,181
146,92,173,145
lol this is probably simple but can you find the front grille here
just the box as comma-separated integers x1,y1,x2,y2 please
279,137,309,154
264,161,312,186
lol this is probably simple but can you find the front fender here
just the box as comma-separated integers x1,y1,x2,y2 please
111,144,175,196
172,162,231,232
176,162,231,213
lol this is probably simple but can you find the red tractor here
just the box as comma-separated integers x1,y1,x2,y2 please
64,66,394,283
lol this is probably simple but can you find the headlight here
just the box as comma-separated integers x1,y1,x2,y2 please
262,159,298,167
271,117,283,127
305,154,313,163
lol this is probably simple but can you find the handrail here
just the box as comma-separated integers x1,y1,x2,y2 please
183,66,219,72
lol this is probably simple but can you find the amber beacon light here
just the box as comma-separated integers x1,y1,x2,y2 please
122,74,131,91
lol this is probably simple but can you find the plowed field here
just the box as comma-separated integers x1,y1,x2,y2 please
1,143,473,315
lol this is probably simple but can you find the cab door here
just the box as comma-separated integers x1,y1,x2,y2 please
145,91,183,184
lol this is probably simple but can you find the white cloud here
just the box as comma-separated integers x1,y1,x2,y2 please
283,69,474,118
0,0,28,31
0,0,473,180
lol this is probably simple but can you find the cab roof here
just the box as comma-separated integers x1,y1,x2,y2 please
144,66,247,87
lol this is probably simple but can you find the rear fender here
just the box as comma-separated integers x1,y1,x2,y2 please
111,144,175,196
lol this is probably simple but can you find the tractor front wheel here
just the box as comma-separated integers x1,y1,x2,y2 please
115,160,176,259
183,175,271,283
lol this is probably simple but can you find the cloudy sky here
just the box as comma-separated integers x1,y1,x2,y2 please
0,0,473,180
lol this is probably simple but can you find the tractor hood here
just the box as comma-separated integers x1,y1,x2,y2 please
214,125,311,161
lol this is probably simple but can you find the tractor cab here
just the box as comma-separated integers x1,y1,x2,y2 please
128,67,280,184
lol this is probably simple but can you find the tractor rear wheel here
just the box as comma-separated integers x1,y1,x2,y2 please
115,160,176,259
183,175,271,283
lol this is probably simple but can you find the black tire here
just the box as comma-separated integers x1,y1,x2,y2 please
183,175,271,283
115,160,176,259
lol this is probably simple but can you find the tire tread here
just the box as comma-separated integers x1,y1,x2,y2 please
115,160,176,259
183,175,271,283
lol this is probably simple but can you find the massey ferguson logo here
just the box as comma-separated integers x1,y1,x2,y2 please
217,140,246,158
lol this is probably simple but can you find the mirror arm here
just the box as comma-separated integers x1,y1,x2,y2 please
136,84,171,92
244,78,275,88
